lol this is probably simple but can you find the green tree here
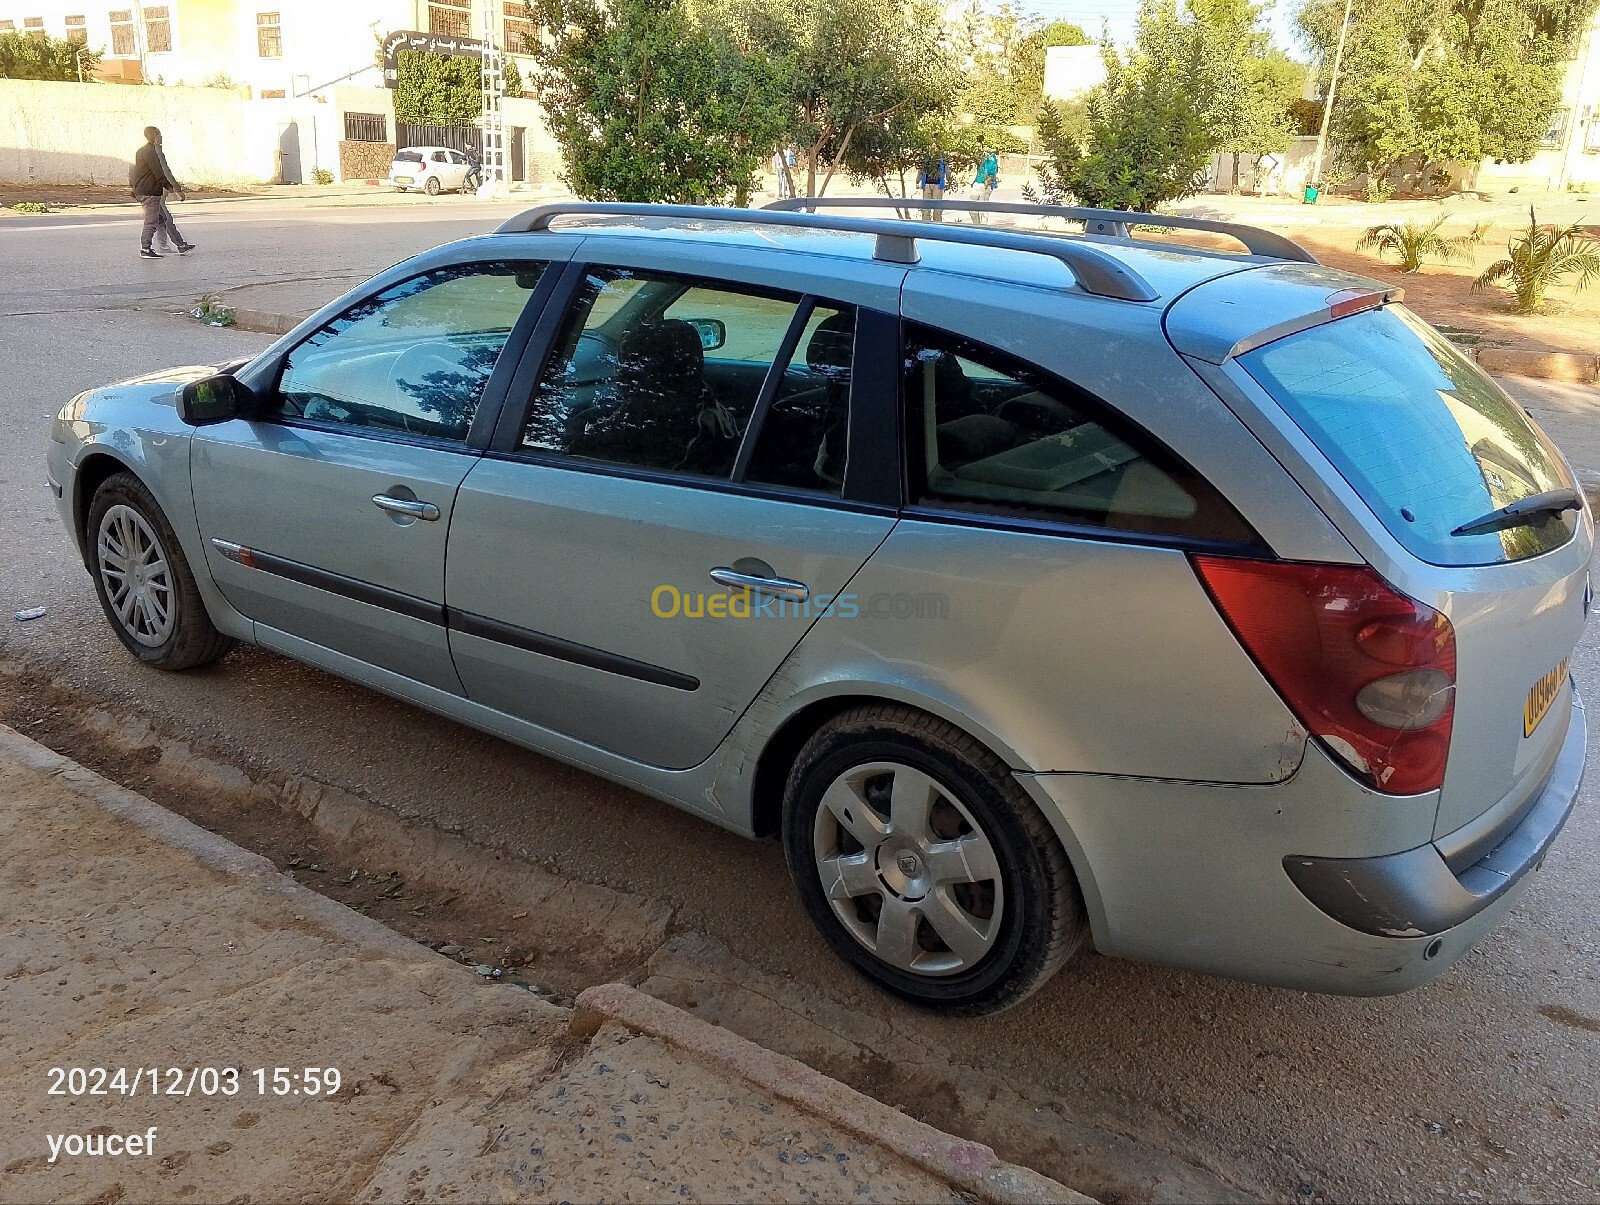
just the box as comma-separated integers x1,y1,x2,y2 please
519,0,791,203
761,0,960,195
395,50,522,124
1028,0,1214,210
0,31,102,81
1295,0,1600,191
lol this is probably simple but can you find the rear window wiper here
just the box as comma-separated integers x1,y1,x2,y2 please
1450,488,1583,537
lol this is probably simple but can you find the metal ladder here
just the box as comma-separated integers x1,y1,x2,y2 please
478,0,507,192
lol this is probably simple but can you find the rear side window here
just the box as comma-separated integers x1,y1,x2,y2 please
1240,306,1576,566
905,324,1256,543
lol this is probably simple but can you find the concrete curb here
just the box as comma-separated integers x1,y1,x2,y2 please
1475,347,1600,384
228,307,303,336
572,982,1095,1205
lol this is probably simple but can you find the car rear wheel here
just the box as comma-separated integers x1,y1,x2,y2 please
424,177,441,196
782,703,1088,1015
86,472,234,671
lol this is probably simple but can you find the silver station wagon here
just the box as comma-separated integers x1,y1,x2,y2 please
47,198,1589,1014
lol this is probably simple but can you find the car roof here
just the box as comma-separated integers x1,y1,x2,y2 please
497,211,1303,304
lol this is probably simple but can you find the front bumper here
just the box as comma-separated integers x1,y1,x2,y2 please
1286,687,1584,938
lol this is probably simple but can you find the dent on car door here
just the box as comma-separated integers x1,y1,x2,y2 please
446,265,899,769
190,259,553,691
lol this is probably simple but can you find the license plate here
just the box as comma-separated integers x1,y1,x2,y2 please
395,176,413,184
1524,658,1569,737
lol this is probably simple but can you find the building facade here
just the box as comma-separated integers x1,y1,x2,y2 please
0,0,537,96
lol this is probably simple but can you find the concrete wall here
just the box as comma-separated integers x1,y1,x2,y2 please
1206,137,1320,196
0,77,278,185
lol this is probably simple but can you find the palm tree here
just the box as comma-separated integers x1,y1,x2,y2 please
1473,207,1600,314
1356,213,1485,273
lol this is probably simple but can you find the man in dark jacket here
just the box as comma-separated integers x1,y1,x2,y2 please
131,127,194,259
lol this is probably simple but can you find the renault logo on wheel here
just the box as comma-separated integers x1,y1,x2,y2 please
897,851,921,876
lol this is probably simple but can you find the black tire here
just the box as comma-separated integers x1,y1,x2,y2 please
424,177,441,196
86,471,234,671
782,703,1088,1016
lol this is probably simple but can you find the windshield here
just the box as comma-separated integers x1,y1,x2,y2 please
1239,305,1577,566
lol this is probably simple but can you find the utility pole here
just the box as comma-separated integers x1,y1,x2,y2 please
478,0,508,197
1307,0,1354,192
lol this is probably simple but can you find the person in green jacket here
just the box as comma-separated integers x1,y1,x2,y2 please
970,150,999,223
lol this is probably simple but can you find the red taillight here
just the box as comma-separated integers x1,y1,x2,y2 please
1193,557,1456,795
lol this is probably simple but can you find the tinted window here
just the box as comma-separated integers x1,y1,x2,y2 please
743,306,853,495
1240,305,1576,565
272,262,542,442
522,268,828,481
395,149,423,163
906,324,1254,542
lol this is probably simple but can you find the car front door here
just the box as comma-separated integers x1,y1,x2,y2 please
192,257,558,691
444,252,905,769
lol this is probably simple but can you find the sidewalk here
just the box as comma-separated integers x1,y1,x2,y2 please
0,723,1084,1205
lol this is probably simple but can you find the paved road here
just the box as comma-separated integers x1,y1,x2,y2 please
3,201,1599,1203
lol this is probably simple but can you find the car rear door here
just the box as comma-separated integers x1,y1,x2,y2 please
193,256,563,691
443,246,905,769
1226,301,1591,838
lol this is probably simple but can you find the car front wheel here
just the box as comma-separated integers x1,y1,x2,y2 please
86,471,234,671
782,703,1088,1015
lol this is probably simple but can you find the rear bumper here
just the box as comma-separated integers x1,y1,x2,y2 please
1016,693,1584,995
1285,685,1585,937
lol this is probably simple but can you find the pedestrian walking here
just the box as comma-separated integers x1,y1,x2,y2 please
970,150,999,224
917,154,948,221
130,126,194,259
465,144,484,192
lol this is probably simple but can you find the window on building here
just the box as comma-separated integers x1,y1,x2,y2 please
0,20,14,31
503,2,534,55
65,15,88,41
144,4,171,53
428,0,471,38
1541,108,1570,148
24,16,46,38
256,12,281,57
109,9,135,55
344,112,388,143
259,88,286,98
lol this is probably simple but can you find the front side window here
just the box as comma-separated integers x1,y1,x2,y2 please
906,324,1255,542
143,4,170,52
256,12,281,57
271,262,544,443
522,268,851,490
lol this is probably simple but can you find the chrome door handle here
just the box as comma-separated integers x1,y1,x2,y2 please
372,494,441,522
710,567,810,602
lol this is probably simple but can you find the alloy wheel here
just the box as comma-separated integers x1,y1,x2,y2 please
97,503,176,648
811,760,1004,976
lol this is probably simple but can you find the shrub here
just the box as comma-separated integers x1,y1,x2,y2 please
1473,207,1600,314
1356,213,1485,273
312,168,334,185
10,201,49,214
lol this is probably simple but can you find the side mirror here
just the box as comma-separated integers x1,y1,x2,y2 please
178,374,248,426
684,318,727,352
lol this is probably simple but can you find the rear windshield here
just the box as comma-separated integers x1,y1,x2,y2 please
1239,305,1576,566
395,150,424,162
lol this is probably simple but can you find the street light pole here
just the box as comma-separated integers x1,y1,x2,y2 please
1308,0,1354,191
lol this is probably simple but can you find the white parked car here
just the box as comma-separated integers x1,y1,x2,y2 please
388,146,474,196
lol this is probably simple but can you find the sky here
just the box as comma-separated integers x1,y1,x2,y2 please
1025,0,1306,56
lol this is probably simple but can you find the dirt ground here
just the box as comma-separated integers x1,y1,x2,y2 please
1294,225,1600,356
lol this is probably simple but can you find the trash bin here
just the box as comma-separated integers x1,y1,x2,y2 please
1303,183,1321,204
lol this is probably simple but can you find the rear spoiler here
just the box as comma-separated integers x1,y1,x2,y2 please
1165,263,1404,365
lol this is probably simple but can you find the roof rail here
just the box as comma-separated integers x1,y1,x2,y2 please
494,201,1160,302
764,196,1319,265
